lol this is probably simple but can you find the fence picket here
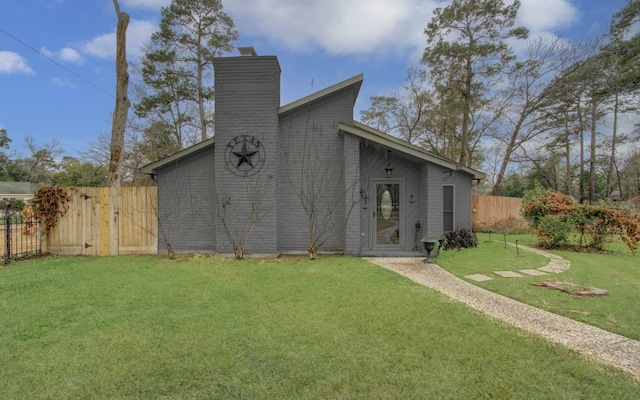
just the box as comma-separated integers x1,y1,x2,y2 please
472,195,529,231
44,187,158,256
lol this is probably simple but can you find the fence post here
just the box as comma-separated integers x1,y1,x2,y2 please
108,187,119,256
4,201,11,265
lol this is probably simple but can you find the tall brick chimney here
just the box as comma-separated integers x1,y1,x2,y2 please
212,48,281,255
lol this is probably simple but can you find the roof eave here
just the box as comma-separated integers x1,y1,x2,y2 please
340,122,486,180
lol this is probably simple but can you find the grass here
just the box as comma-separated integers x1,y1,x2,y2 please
437,232,640,341
1,255,639,398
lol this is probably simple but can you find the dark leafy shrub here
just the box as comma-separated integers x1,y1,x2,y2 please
443,227,477,250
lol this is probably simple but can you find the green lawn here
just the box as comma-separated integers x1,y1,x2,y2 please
437,232,640,341
1,255,639,398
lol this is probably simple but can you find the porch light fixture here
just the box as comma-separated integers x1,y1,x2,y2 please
384,149,393,178
359,188,369,209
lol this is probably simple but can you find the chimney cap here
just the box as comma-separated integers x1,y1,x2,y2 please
238,47,257,57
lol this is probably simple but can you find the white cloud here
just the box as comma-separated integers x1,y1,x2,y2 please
0,51,35,75
59,47,84,64
40,47,54,58
51,77,77,88
225,0,582,62
518,0,578,32
40,46,85,65
80,19,157,59
226,0,436,58
121,0,169,10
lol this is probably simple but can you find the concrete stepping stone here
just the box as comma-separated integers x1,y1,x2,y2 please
465,274,493,282
493,271,523,278
539,260,571,273
464,243,571,282
519,269,548,276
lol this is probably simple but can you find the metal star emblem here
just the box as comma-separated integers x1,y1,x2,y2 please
232,141,258,168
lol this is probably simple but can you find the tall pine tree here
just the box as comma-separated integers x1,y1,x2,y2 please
136,0,238,144
422,0,528,167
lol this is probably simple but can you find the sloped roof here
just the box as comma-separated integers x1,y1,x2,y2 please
139,74,364,175
138,137,215,175
278,74,363,117
139,72,485,181
339,121,486,180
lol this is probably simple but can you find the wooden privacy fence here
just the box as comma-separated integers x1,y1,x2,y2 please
44,186,158,256
472,195,529,231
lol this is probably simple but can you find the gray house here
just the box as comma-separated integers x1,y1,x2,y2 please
0,182,40,202
140,48,484,257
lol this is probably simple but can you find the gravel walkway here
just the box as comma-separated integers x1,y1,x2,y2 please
364,256,640,380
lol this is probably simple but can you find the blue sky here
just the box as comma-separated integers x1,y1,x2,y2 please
0,0,629,160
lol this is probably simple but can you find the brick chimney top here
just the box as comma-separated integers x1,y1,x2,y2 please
238,47,257,57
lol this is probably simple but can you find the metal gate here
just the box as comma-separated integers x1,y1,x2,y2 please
2,202,41,265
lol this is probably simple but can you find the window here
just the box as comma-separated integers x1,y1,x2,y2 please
443,185,454,232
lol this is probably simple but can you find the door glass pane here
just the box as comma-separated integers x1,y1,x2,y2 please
376,183,400,245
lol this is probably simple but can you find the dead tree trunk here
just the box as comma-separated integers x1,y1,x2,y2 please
606,93,619,197
108,0,130,187
589,101,597,203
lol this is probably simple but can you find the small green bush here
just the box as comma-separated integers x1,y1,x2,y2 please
536,214,572,248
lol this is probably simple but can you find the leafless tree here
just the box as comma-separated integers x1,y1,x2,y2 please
216,178,271,260
285,116,359,259
108,0,130,187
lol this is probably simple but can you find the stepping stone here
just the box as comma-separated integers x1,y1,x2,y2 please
539,261,571,273
519,269,548,276
493,271,523,278
549,260,571,270
465,274,493,282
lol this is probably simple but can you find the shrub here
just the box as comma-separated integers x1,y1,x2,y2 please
536,214,572,248
522,187,640,254
521,183,548,229
443,227,477,250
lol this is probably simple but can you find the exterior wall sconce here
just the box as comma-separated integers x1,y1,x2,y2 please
409,194,415,204
359,188,369,209
384,149,393,178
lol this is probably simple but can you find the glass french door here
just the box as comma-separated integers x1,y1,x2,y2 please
374,182,402,247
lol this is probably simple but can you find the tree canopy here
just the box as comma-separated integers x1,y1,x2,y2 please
135,0,238,145
422,0,528,167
